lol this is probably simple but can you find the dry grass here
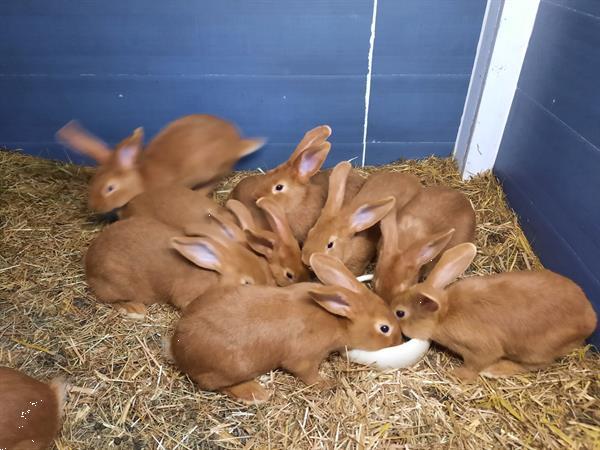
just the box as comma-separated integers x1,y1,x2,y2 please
1,149,598,450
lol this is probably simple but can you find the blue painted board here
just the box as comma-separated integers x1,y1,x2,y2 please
0,75,366,169
495,0,600,345
373,0,486,75
367,75,471,143
499,171,600,347
0,0,372,76
547,0,600,19
518,1,600,148
365,142,453,165
0,0,485,168
5,142,365,171
496,91,600,345
497,92,600,271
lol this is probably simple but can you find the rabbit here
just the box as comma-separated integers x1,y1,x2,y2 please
230,125,366,242
170,253,401,404
118,186,306,286
390,243,598,381
373,185,476,301
302,161,422,275
0,367,66,450
118,185,245,242
85,215,275,319
57,114,264,213
226,198,310,286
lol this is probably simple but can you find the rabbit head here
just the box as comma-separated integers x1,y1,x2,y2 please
390,243,477,340
310,253,402,350
246,125,332,210
57,121,145,212
374,209,456,300
226,198,309,286
303,161,395,269
171,234,276,287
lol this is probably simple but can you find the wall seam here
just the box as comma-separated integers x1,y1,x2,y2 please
361,0,378,167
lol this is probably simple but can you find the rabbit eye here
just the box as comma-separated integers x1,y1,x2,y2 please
379,324,390,334
396,310,405,318
327,241,334,249
106,184,115,193
285,271,294,280
241,278,253,286
274,184,284,192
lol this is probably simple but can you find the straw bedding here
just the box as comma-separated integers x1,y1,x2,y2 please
1,149,598,449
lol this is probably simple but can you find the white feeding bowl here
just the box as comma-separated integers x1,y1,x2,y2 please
346,339,430,370
352,274,430,369
356,273,374,282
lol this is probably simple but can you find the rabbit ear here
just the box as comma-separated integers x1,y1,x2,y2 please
226,199,257,231
308,286,356,319
289,125,332,161
425,243,477,290
323,161,351,214
349,197,396,233
291,141,331,183
244,228,276,258
379,207,399,253
413,285,443,313
256,197,295,246
406,228,456,269
208,208,246,243
238,138,266,157
115,128,143,169
171,236,228,273
56,120,112,163
309,253,362,293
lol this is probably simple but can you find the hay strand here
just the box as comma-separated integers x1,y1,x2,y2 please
1,149,598,449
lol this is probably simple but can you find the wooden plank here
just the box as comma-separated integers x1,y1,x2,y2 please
457,0,541,178
499,171,600,346
495,91,600,344
5,142,364,170
0,0,486,167
365,142,453,165
372,0,487,75
367,75,471,143
0,75,366,169
454,0,504,168
547,0,600,18
0,0,372,76
518,1,600,149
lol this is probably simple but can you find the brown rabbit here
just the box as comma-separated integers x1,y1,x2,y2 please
302,161,421,275
230,125,365,242
57,115,264,213
226,198,309,286
391,243,598,381
0,367,66,450
171,253,401,404
85,216,274,319
373,185,476,300
119,185,245,242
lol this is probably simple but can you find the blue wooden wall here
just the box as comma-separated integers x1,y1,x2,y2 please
495,0,600,345
0,1,485,168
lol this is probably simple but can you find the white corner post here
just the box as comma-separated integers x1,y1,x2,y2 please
454,0,541,179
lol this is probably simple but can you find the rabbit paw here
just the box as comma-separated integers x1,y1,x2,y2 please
223,380,271,405
314,377,336,392
451,366,478,382
115,302,147,320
